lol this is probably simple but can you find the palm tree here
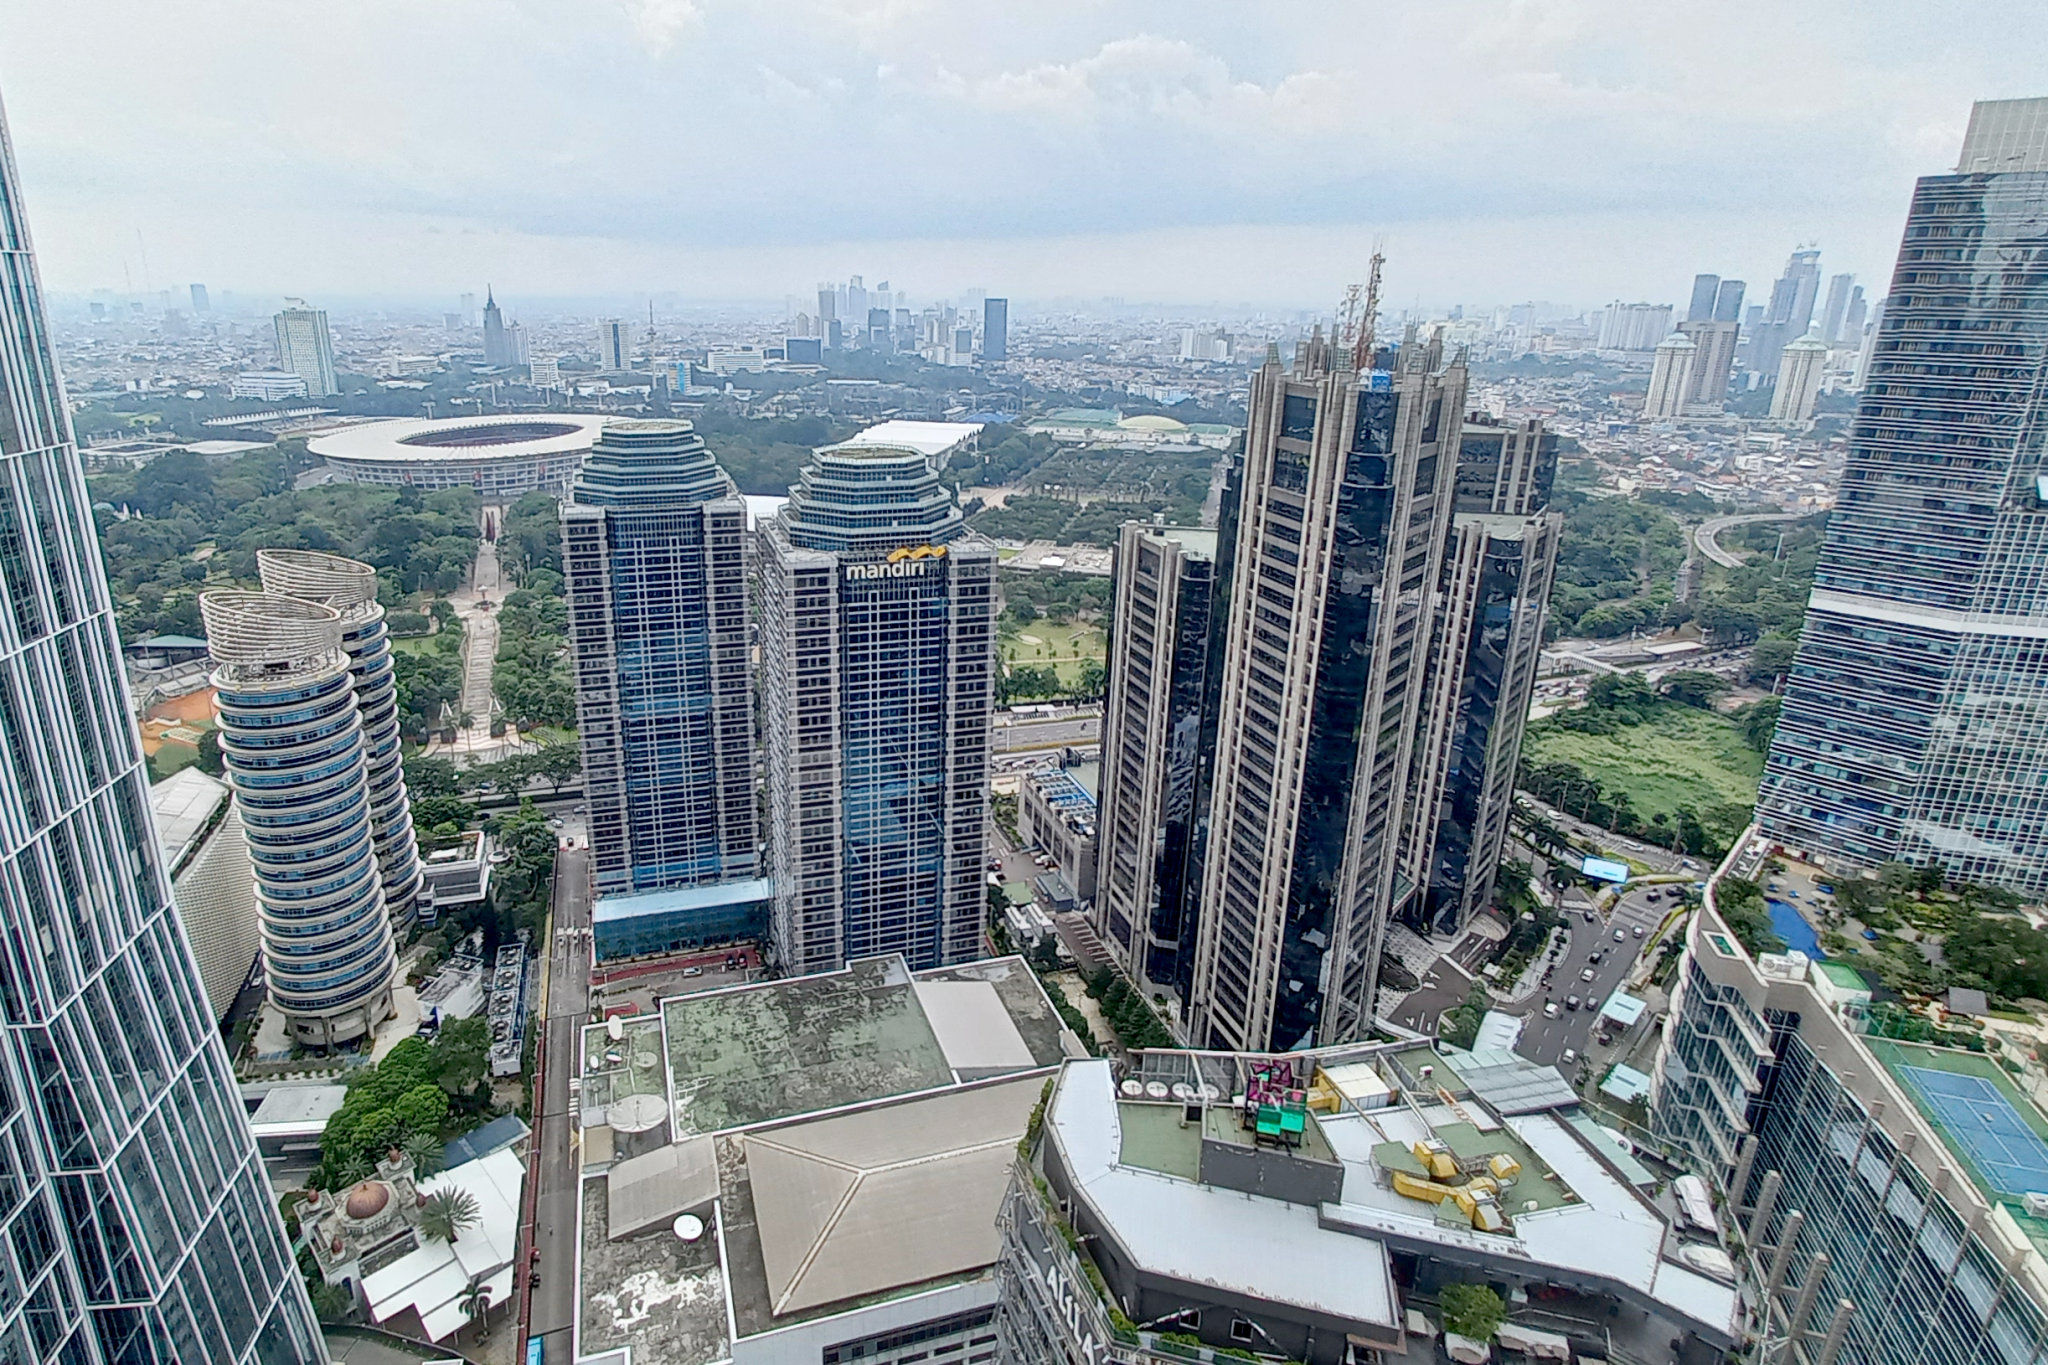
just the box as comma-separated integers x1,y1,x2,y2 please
459,1275,491,1339
402,1131,444,1179
418,1187,480,1244
335,1153,374,1188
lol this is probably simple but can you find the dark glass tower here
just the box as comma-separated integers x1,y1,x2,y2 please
1759,97,2048,894
562,420,759,930
0,95,325,1363
1093,522,1218,1008
1189,331,1468,1051
761,444,994,975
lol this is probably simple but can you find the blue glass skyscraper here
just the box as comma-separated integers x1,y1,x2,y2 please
1759,97,2048,894
562,420,762,946
761,443,995,975
0,93,324,1363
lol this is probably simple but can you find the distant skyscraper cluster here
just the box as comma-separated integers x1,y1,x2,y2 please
796,276,1005,363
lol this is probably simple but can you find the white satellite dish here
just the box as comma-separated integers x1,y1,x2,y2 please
674,1214,705,1242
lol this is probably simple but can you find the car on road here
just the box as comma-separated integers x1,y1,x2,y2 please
1588,950,1603,965
1562,1048,1577,1066
1544,1001,1560,1019
1580,967,1595,982
1613,928,1626,942
1566,995,1581,1010
682,966,702,978
1633,925,1645,937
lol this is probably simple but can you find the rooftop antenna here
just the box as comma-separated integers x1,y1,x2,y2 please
1351,245,1385,373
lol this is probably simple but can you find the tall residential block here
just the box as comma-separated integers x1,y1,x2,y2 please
272,299,338,397
1188,331,1467,1051
1404,418,1561,933
1652,834,2048,1365
1093,522,1219,1005
761,443,995,975
562,420,765,946
0,90,326,1362
257,549,423,932
1678,320,1740,413
1819,270,1856,345
1758,97,2048,893
982,297,1008,361
151,767,262,1020
1643,330,1695,419
1769,331,1828,423
204,590,399,1048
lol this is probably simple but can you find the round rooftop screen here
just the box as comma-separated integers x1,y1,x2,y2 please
396,420,584,448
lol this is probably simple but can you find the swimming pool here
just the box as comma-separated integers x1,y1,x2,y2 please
1768,899,1827,959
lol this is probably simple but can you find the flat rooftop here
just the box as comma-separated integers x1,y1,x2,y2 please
575,955,1070,1365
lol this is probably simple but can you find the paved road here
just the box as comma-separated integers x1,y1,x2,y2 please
1509,884,1674,1068
527,843,591,1357
1694,511,1805,569
993,714,1101,752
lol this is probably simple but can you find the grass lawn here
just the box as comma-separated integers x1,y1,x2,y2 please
1001,620,1107,685
1522,705,1763,819
389,634,457,658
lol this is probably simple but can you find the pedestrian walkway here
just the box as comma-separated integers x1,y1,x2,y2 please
427,512,532,765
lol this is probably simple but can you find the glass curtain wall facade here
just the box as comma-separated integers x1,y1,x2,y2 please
1188,332,1468,1051
562,420,758,926
0,97,325,1364
254,550,421,933
761,446,994,975
1759,97,2048,895
1092,523,1217,1008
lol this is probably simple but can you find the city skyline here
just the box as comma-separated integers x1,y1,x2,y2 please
3,2,2041,306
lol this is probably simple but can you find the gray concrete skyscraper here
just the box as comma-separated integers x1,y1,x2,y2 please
1687,273,1721,322
982,297,1008,362
1760,97,2048,894
1818,271,1856,345
272,300,338,397
760,442,995,975
562,420,764,945
1187,330,1469,1051
0,94,325,1363
1749,248,1822,378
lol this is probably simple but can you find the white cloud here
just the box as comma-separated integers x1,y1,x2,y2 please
0,0,2040,306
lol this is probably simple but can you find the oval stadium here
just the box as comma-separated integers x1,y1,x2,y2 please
309,413,609,497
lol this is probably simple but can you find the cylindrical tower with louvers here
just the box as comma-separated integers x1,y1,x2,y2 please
202,590,397,1048
257,549,424,932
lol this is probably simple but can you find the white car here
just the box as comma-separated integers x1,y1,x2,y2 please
1544,1001,1561,1019
1580,967,1596,983
1613,928,1626,942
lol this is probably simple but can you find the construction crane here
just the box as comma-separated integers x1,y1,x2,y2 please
1350,247,1386,373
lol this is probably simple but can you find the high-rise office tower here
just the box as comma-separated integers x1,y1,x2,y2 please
256,550,423,933
1750,247,1823,378
1759,97,2048,893
1403,419,1561,933
0,99,325,1364
204,590,400,1048
1643,330,1695,418
1769,331,1828,422
189,281,210,312
1093,522,1220,1007
1187,330,1468,1051
1711,277,1746,323
865,307,892,352
846,276,868,327
1840,284,1867,346
561,420,764,942
816,284,836,345
1686,273,1720,322
272,299,338,397
597,317,629,370
760,443,995,975
481,286,510,366
982,297,1008,362
1818,271,1856,345
507,321,529,366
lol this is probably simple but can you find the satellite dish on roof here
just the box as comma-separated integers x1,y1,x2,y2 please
1121,1079,1144,1097
607,1016,624,1042
674,1214,705,1242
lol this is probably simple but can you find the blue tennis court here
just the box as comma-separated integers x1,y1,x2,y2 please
1900,1065,2048,1195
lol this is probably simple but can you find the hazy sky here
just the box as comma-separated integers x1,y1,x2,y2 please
2,1,2042,311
